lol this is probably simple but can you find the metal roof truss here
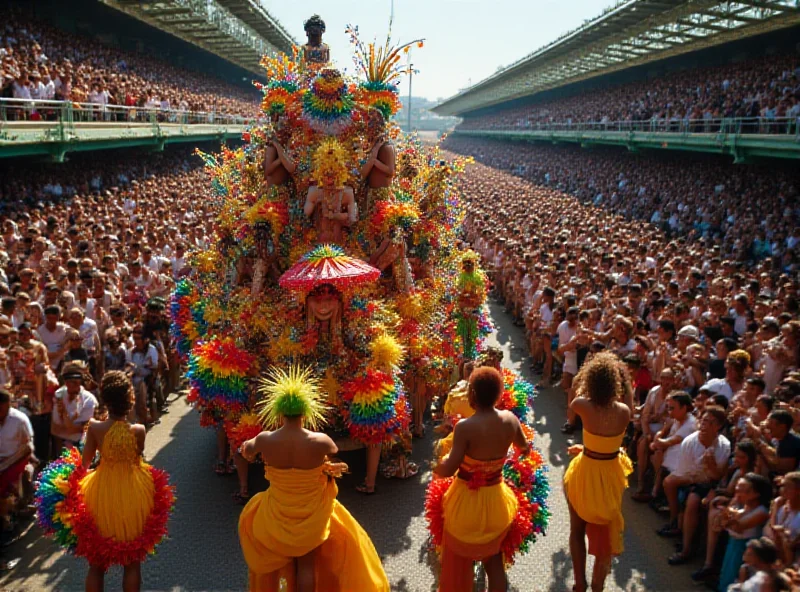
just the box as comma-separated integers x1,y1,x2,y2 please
434,0,800,116
101,0,295,74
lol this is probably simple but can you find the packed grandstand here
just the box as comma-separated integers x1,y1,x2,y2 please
0,0,798,590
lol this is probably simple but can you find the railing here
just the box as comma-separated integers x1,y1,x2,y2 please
0,98,258,126
458,116,800,137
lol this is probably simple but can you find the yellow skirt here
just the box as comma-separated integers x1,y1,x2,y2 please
80,459,156,543
238,466,389,592
563,436,632,557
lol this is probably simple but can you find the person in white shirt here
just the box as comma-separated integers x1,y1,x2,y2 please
660,406,730,563
646,392,698,503
51,363,97,450
126,328,159,425
170,244,188,279
557,306,580,385
38,305,68,371
68,307,101,376
0,389,34,505
12,76,32,100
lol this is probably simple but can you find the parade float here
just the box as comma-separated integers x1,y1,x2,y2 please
171,15,547,535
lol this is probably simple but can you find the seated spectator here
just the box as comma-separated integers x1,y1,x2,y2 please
693,439,758,583
0,388,33,532
749,410,800,477
50,361,97,452
658,406,731,563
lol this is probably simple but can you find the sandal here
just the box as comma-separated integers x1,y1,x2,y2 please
214,461,227,476
226,459,236,474
631,491,653,503
657,523,681,538
232,491,250,505
667,552,689,565
356,481,376,495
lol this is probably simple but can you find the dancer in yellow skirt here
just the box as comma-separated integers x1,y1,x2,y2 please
432,366,530,592
35,371,175,592
563,353,633,592
238,366,389,592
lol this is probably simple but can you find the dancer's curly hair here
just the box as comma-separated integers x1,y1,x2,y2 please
100,371,134,418
304,15,326,33
574,352,623,407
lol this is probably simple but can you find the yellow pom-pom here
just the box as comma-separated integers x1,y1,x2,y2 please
369,333,405,370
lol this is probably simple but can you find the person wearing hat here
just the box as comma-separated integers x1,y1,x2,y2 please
51,361,97,452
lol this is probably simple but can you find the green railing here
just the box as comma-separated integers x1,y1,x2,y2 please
454,117,800,162
0,98,253,160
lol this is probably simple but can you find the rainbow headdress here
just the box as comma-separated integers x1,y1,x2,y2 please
170,279,207,361
302,68,355,135
340,369,411,445
187,338,255,419
256,366,328,429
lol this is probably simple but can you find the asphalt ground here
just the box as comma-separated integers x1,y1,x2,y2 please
0,302,697,591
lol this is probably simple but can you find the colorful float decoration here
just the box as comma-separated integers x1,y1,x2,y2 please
171,17,522,497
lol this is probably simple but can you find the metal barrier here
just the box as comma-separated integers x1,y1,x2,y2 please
459,117,800,138
0,98,256,126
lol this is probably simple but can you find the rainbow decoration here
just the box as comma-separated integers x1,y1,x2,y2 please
498,368,537,423
279,244,380,292
224,412,264,453
355,81,401,120
301,69,355,135
35,446,83,550
170,280,207,361
370,199,420,235
245,197,290,236
35,446,176,571
187,338,255,421
340,369,410,445
261,81,299,117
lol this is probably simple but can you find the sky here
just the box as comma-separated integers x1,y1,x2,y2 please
262,0,614,102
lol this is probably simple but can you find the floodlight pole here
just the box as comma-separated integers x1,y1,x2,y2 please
407,66,413,132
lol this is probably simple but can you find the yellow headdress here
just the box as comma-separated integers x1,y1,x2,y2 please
256,366,327,429
311,138,349,189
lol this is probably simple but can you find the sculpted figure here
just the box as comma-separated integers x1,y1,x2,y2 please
301,15,330,66
304,139,357,243
360,109,395,216
305,284,344,352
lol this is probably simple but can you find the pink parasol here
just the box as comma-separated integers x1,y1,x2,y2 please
279,244,381,292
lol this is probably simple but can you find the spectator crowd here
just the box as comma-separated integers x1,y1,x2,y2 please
0,145,215,567
457,51,800,132
450,134,800,590
1,8,261,120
